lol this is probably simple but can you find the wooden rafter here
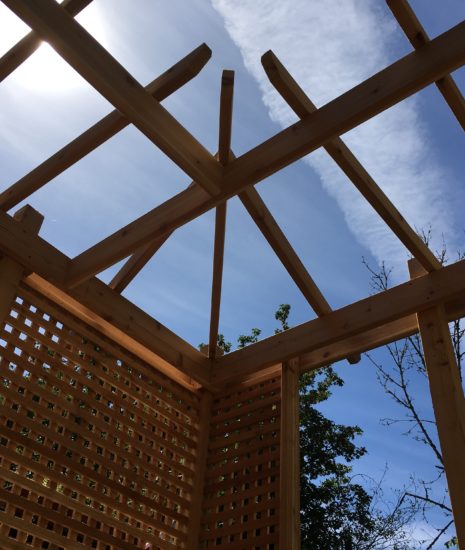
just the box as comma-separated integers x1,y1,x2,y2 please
208,71,233,359
63,20,465,286
239,186,332,316
0,43,212,212
262,50,441,272
213,258,465,383
0,208,210,387
3,0,222,196
0,0,93,83
109,237,170,293
112,162,334,317
387,0,465,132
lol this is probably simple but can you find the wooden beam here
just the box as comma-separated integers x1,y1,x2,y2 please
109,237,169,293
24,274,210,390
212,258,465,383
107,94,230,298
208,203,227,359
187,390,212,550
217,70,234,166
261,50,441,272
0,0,93,83
387,0,465,132
0,208,210,387
3,0,221,199
409,259,465,546
218,292,465,389
239,186,332,316
208,71,233,359
280,360,300,549
111,169,332,314
224,21,465,189
63,21,465,284
0,42,212,212
0,206,43,324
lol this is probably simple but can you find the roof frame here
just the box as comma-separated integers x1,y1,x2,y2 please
3,0,222,197
261,50,441,273
0,43,213,212
0,0,464,393
61,18,465,286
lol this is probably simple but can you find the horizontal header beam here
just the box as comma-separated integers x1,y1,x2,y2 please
213,258,465,383
0,208,210,388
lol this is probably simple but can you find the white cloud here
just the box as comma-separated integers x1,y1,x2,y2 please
211,0,459,278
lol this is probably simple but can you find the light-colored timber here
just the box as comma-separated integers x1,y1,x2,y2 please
213,258,465,382
262,49,441,273
0,209,210,387
0,0,93,83
409,259,465,548
187,390,213,549
239,185,332,316
0,43,212,212
208,71,233,359
63,20,465,284
387,0,465,132
3,0,222,202
0,1,464,546
280,360,300,549
0,205,43,324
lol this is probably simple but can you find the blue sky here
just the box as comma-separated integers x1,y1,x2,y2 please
1,0,465,545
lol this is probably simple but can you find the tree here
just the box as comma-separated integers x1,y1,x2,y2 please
204,304,414,549
363,242,462,548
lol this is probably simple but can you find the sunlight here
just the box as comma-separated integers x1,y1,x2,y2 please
0,3,108,93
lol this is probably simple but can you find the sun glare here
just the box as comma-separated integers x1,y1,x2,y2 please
0,3,108,93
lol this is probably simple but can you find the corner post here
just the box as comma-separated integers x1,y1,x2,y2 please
409,259,465,546
187,389,212,549
0,206,43,324
280,359,300,548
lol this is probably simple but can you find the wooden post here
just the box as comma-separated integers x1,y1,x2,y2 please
187,389,212,550
409,259,465,546
0,206,43,324
280,359,300,549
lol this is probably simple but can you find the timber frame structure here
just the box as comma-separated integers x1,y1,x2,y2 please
0,0,464,548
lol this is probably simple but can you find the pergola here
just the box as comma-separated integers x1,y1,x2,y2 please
0,0,464,548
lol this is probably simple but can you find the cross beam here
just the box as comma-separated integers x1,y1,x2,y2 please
2,0,222,196
64,20,465,286
0,207,210,388
213,259,465,384
261,50,441,272
0,43,212,212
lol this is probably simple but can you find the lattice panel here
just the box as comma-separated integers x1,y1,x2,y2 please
200,375,281,549
0,284,201,549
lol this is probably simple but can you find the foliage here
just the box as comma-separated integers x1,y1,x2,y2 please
237,327,261,348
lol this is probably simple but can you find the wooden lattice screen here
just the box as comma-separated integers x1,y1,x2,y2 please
200,375,281,549
0,281,287,550
0,283,201,550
